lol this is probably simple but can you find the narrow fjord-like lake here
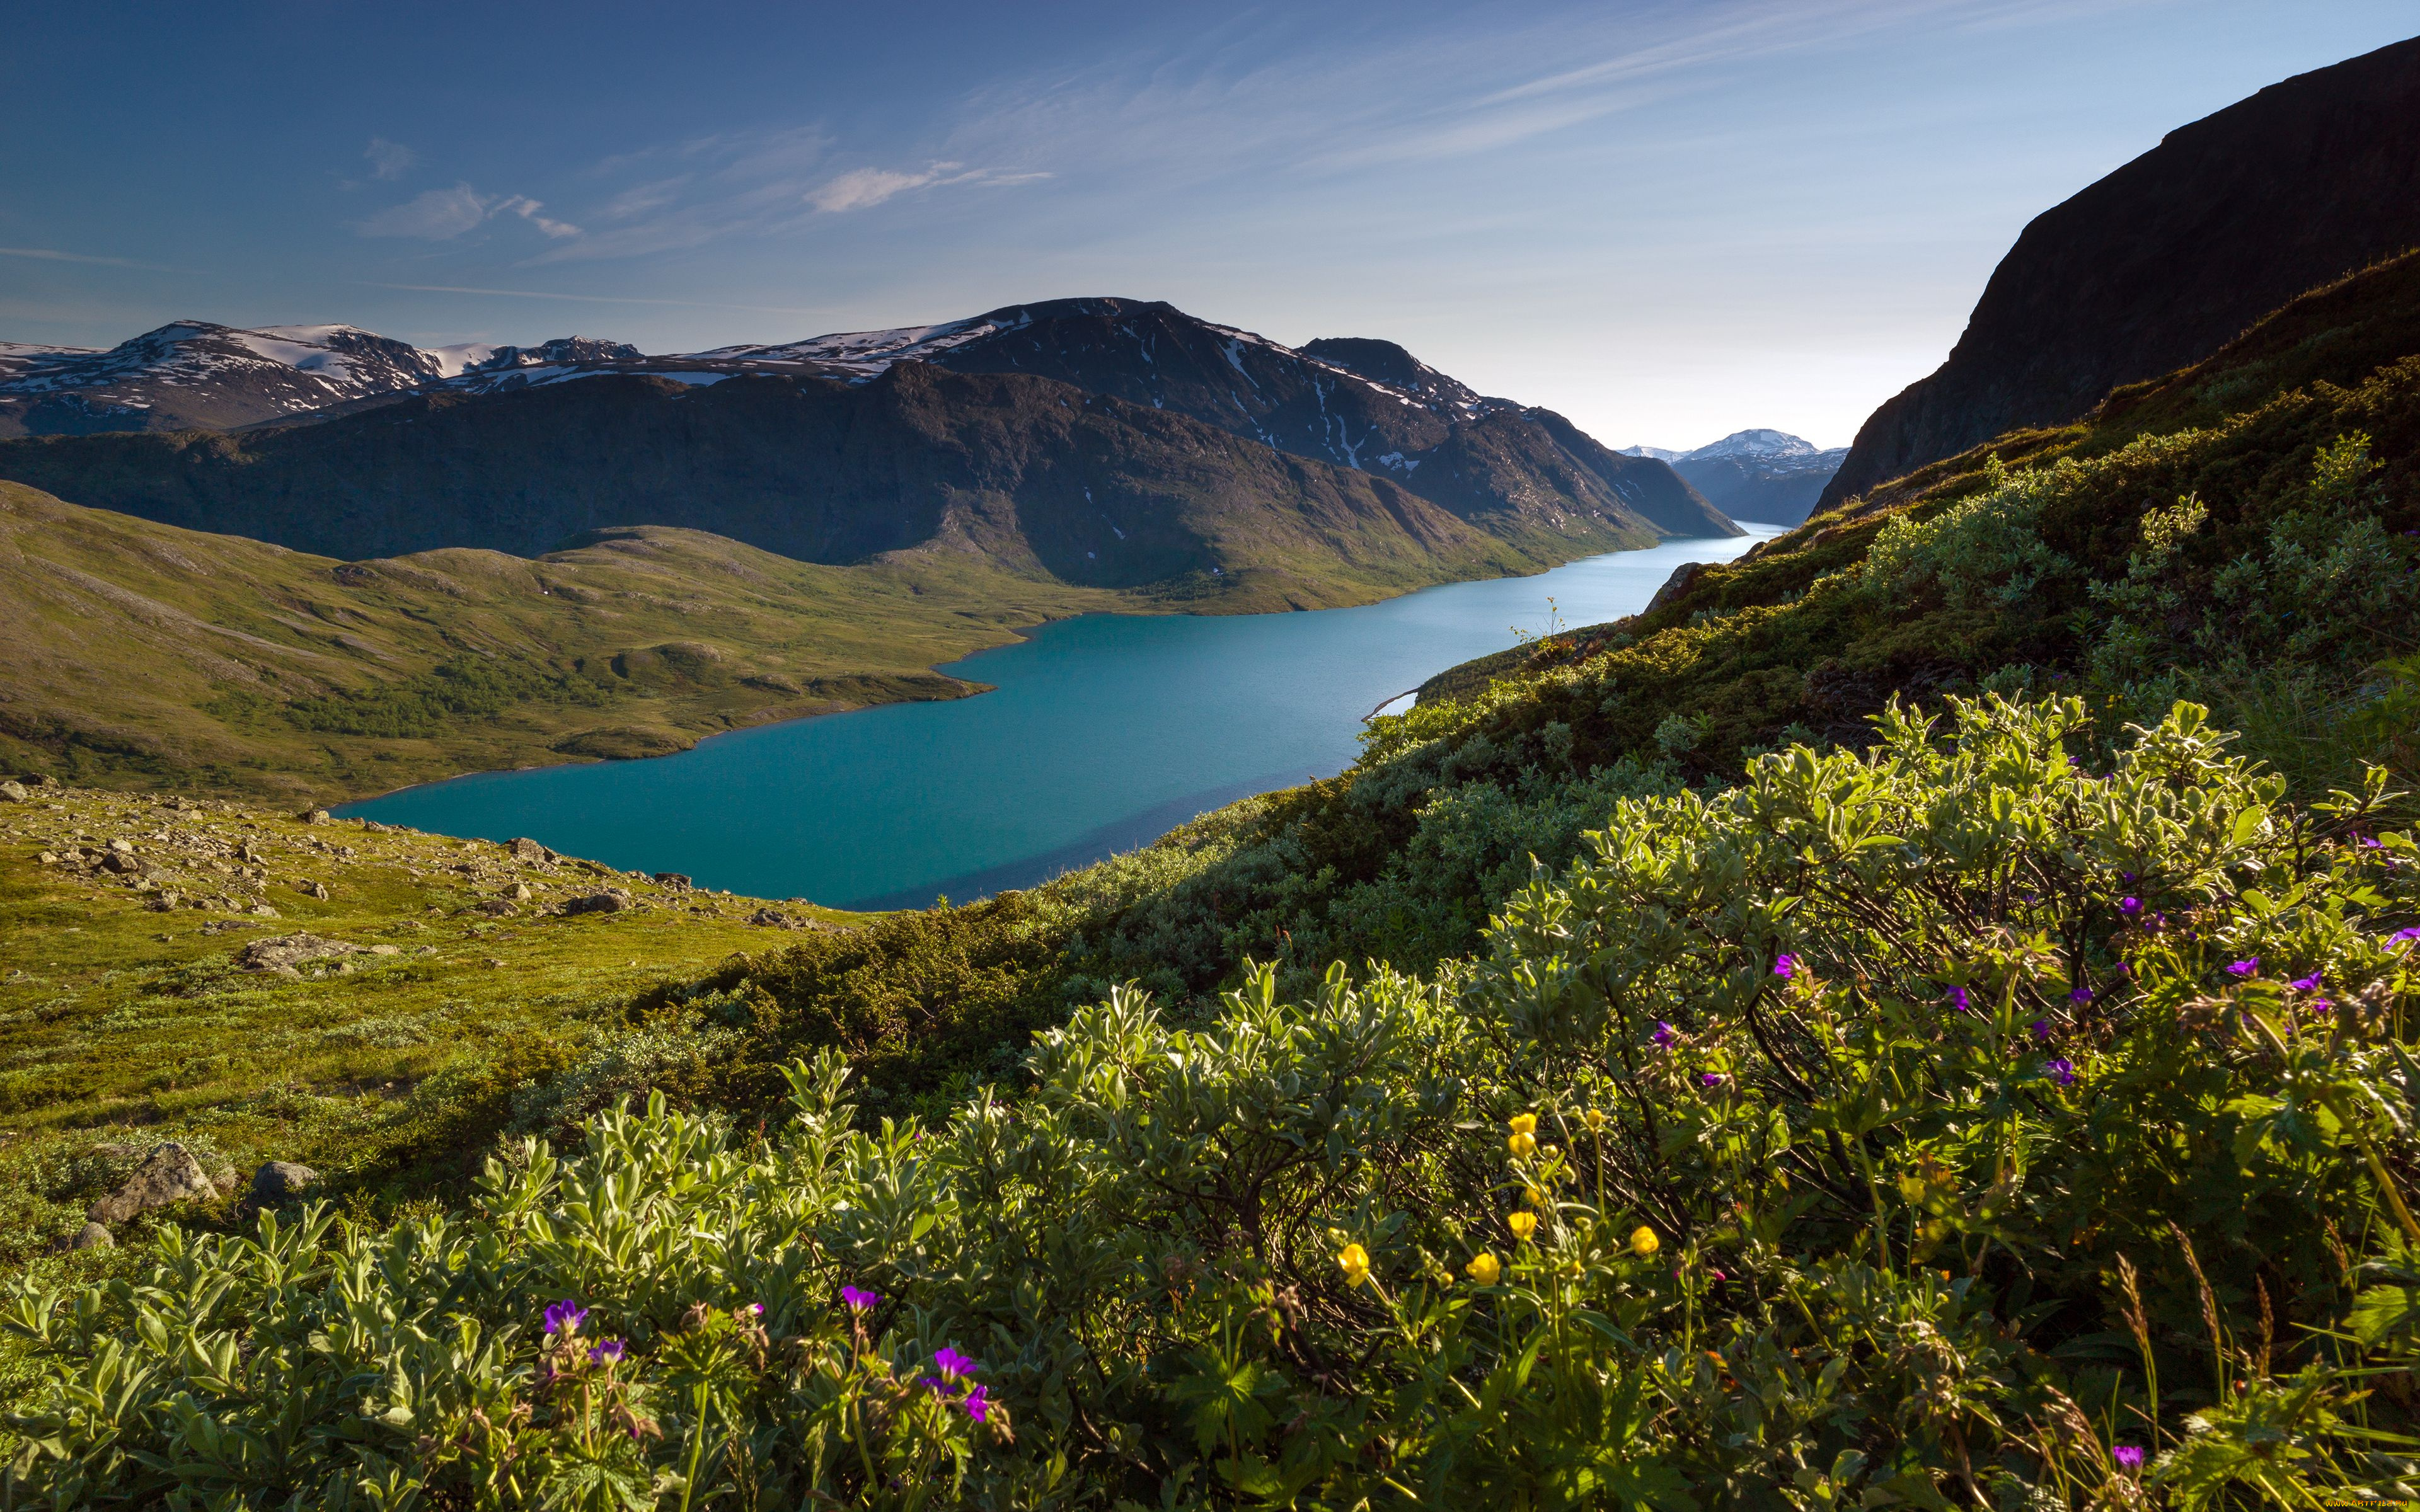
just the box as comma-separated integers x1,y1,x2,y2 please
342,527,1781,908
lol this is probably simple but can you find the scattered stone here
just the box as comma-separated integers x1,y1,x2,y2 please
248,1161,319,1204
507,837,555,862
251,904,281,918
477,898,519,917
484,956,505,968
0,779,27,803
297,879,330,900
561,888,635,916
502,881,533,901
88,1143,219,1225
71,1222,113,1251
749,908,805,929
653,871,693,889
235,932,360,972
101,850,143,875
367,943,401,956
109,838,135,854
38,850,58,864
298,808,331,825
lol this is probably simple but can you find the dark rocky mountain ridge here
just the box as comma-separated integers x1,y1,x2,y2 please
0,362,1688,609
1820,34,2420,511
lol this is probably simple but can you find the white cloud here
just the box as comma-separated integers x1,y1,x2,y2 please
364,138,417,181
806,162,1049,212
355,183,581,241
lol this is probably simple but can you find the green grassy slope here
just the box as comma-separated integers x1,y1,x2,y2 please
0,482,1147,801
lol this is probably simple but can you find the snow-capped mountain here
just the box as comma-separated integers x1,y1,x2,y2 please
1623,430,1848,526
1,299,1736,540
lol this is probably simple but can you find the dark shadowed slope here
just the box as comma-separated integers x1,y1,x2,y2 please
1819,35,2420,510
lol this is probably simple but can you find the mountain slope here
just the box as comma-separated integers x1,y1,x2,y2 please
1819,34,2420,511
0,362,1678,605
0,479,1144,799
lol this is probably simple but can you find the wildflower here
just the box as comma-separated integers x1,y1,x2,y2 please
1708,1268,1727,1281
1773,954,1799,980
841,1286,881,1311
1651,1021,1676,1048
1337,1242,1371,1288
2361,836,2384,849
1699,1072,1726,1088
1507,1128,1538,1158
2119,896,2142,916
2113,1445,2146,1472
1507,1211,1538,1241
934,1346,977,1380
2395,927,2420,944
2290,973,2322,992
589,1338,626,1366
2123,872,2137,883
744,1302,764,1317
1507,1113,1538,1135
543,1299,588,1337
964,1383,993,1423
1583,1108,1606,1131
2031,1019,2052,1041
1629,1225,1659,1258
2044,1058,2076,1088
1465,1251,1502,1286
1523,1184,1547,1208
1948,985,1971,1014
2227,958,2259,978
2068,986,2094,1005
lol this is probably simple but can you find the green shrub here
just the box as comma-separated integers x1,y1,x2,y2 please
11,697,2419,1507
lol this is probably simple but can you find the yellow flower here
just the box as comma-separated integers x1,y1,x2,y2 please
1337,1242,1371,1288
1465,1251,1502,1286
1629,1225,1659,1258
1507,1131,1538,1158
1507,1211,1538,1241
1583,1109,1606,1131
1523,1184,1547,1208
1507,1113,1538,1136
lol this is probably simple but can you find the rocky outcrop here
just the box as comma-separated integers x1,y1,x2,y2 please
88,1143,219,1225
1820,37,2420,510
248,1160,319,1205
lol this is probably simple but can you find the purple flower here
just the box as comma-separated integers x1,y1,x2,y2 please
589,1337,625,1365
2360,835,2383,849
841,1286,882,1311
543,1299,588,1337
2044,1058,2075,1089
964,1383,993,1422
1948,985,1972,1014
2122,872,2137,883
2113,1445,2146,1471
1651,1021,1676,1048
919,1375,945,1394
2116,961,2132,976
2227,958,2259,978
934,1346,977,1380
1773,954,1798,980
1699,1072,1726,1088
2392,927,2420,944
2031,1019,2052,1041
2290,973,2322,992
2119,896,2142,917
745,1302,764,1317
2068,987,2094,1005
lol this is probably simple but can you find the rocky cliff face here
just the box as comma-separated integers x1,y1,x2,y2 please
1819,35,2420,510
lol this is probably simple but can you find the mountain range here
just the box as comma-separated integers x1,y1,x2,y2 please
0,299,1733,607
1620,430,1848,525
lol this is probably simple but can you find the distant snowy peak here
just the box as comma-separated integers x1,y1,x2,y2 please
1627,430,1826,464
0,321,458,435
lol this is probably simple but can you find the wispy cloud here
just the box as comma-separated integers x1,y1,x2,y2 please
364,137,417,181
806,162,1049,212
355,183,582,241
0,245,182,272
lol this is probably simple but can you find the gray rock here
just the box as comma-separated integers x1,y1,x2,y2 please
502,881,533,901
297,879,330,900
0,779,26,803
101,850,143,875
71,1222,113,1250
653,871,693,889
88,1142,219,1225
297,807,331,825
236,932,359,971
508,837,555,862
561,888,635,915
249,1160,319,1203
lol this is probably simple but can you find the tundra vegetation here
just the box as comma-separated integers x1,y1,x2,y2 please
4,255,2420,1506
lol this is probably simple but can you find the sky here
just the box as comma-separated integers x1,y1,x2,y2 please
3,2,2414,450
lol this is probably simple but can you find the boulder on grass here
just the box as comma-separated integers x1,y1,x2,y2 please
88,1142,219,1225
561,888,635,916
249,1161,319,1205
71,1222,113,1250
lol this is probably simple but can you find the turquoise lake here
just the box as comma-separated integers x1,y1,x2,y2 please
342,526,1781,908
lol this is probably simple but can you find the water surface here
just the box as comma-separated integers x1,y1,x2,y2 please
344,527,1781,907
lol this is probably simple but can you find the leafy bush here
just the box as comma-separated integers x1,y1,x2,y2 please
12,696,2420,1507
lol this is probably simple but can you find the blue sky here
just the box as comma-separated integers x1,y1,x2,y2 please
3,2,2412,449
